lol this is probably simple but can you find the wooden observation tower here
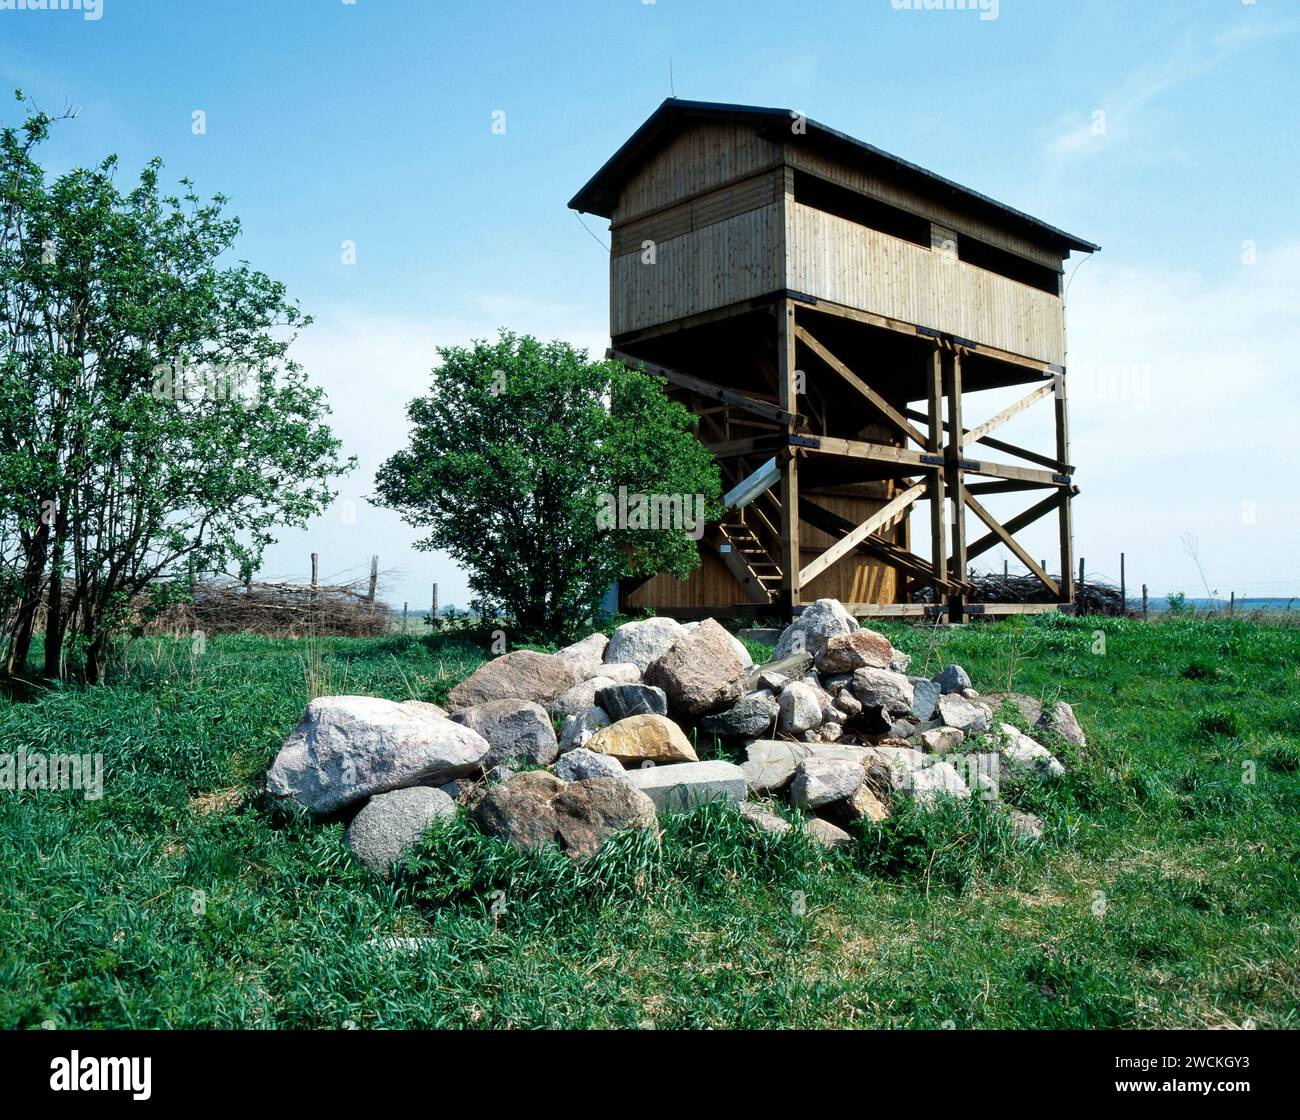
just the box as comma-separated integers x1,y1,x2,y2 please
570,100,1098,621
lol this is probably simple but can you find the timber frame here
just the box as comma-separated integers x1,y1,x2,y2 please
608,289,1077,623
577,99,1095,623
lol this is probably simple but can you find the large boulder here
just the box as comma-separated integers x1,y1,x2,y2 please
604,617,686,673
447,650,580,711
910,679,942,722
266,695,490,815
471,771,658,858
586,713,698,764
738,801,792,835
558,706,612,753
851,667,915,715
903,761,971,809
644,618,747,716
599,662,643,684
699,691,778,739
555,747,629,783
789,757,866,809
624,760,747,815
806,818,852,850
816,627,897,673
778,680,824,732
933,664,972,694
936,693,992,735
595,682,669,721
1038,700,1086,748
772,598,858,661
345,786,456,878
996,723,1065,779
554,632,609,678
449,699,558,769
549,676,616,722
740,740,810,794
920,726,965,754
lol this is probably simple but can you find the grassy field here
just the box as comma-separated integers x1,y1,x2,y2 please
1,613,1297,1029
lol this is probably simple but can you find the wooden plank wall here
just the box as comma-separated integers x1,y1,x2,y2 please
610,202,784,336
784,201,1067,365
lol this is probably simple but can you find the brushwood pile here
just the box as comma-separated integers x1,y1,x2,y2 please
265,599,1087,876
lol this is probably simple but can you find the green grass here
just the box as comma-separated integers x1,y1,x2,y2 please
1,614,1297,1028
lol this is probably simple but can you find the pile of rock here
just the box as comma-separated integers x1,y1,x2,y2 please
264,602,1084,875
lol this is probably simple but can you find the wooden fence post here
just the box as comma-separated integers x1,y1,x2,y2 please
1142,584,1149,620
1229,591,1235,617
402,602,408,635
1077,557,1085,614
367,555,378,604
310,552,318,592
1120,552,1126,615
431,583,438,624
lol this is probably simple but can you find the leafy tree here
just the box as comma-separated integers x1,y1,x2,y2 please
0,95,352,682
376,331,722,640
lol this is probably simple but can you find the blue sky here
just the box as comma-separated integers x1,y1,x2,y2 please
3,0,1298,606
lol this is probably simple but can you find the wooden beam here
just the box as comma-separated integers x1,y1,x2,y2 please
1055,373,1075,605
965,488,1073,564
777,299,801,616
926,345,946,605
607,349,795,427
963,490,1060,596
704,435,783,459
945,349,967,622
793,435,1066,487
903,406,1071,472
724,457,781,510
794,324,927,447
963,381,1055,446
797,482,926,587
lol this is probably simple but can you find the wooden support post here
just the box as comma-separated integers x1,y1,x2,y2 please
1077,556,1086,615
310,552,318,592
926,345,947,608
402,602,408,634
1229,591,1235,617
944,349,966,623
1142,584,1149,620
1120,552,1126,614
777,299,801,620
1055,373,1074,608
431,582,438,622
368,555,379,604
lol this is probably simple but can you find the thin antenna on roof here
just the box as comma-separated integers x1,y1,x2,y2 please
669,58,676,98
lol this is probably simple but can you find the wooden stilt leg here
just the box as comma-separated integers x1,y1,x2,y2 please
926,345,947,609
777,299,801,621
1055,372,1074,608
944,349,967,623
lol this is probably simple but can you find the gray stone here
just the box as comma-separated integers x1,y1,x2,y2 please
449,698,558,769
888,719,917,739
889,653,913,674
920,726,965,754
345,786,456,877
772,598,858,661
902,761,971,809
757,669,789,692
872,745,927,791
833,688,863,719
550,675,616,722
936,693,992,735
604,617,686,673
553,632,609,678
740,740,810,794
983,692,1044,725
790,757,866,809
447,649,581,711
1009,808,1045,839
558,705,611,753
851,667,916,715
745,650,813,691
933,663,972,694
472,771,658,858
595,682,669,721
778,680,824,732
911,679,942,722
555,747,629,783
623,760,748,815
699,691,779,739
997,723,1065,779
1038,699,1086,748
598,661,643,684
644,618,747,717
267,695,489,816
738,801,792,835
806,817,852,849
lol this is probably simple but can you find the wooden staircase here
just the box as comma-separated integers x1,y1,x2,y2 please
713,511,782,604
